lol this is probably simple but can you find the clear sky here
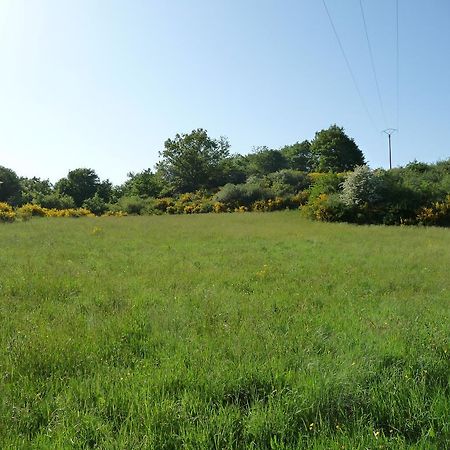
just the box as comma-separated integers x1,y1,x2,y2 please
1,0,449,184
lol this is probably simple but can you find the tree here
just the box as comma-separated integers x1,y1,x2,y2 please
96,179,114,202
246,146,288,176
0,166,21,205
281,140,312,172
156,129,230,193
19,177,52,204
310,125,365,172
55,168,100,207
217,155,248,185
122,169,162,198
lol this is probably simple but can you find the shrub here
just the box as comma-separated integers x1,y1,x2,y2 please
308,172,345,201
340,165,384,207
0,202,16,222
215,183,272,207
266,170,310,196
290,191,310,207
154,197,175,212
83,194,108,216
416,195,450,226
252,197,286,212
115,196,147,215
213,202,227,213
17,203,47,217
36,192,75,209
45,208,94,218
301,193,349,222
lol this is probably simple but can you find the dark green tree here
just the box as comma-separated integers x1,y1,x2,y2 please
55,168,100,207
0,166,21,205
122,169,162,198
19,177,52,204
217,155,248,185
246,147,288,176
281,140,312,172
156,129,230,193
310,125,365,172
96,179,114,202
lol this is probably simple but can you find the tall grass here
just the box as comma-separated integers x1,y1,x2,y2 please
0,212,449,448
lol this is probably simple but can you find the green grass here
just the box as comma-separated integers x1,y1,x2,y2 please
0,212,449,449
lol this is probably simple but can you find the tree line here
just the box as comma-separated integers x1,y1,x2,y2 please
0,125,363,206
1,124,449,226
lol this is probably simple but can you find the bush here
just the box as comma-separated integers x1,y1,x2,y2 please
36,192,75,210
301,193,349,222
252,197,286,212
340,165,383,207
154,197,175,212
16,203,47,217
83,194,108,216
215,183,272,207
416,195,450,226
45,208,94,218
213,202,227,213
0,202,16,222
114,196,147,215
308,172,345,201
266,170,310,196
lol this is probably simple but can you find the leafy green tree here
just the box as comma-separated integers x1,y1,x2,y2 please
217,155,248,185
156,129,230,193
310,125,365,172
96,179,114,203
0,166,21,205
246,146,288,176
122,169,162,198
19,177,52,204
281,140,312,172
37,193,75,209
55,168,100,207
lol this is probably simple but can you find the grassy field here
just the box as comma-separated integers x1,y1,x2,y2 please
0,212,449,449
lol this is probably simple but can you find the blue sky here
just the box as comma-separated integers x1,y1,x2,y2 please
1,0,449,184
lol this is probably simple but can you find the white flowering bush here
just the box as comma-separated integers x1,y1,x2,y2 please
340,165,383,207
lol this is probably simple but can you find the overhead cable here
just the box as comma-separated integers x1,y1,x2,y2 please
359,0,388,128
322,0,379,132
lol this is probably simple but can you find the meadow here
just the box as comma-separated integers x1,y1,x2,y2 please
0,212,449,449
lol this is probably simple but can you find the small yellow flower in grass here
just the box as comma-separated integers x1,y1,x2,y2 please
256,264,269,277
91,226,103,235
309,423,314,430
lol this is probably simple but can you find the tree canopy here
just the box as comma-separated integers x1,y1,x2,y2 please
281,140,312,172
310,125,365,172
0,166,21,205
156,129,230,193
246,147,288,176
55,168,100,207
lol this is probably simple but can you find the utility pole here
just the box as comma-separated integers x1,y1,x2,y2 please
383,128,397,170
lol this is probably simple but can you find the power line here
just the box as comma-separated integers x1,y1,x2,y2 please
396,0,400,130
359,0,388,128
322,0,379,132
